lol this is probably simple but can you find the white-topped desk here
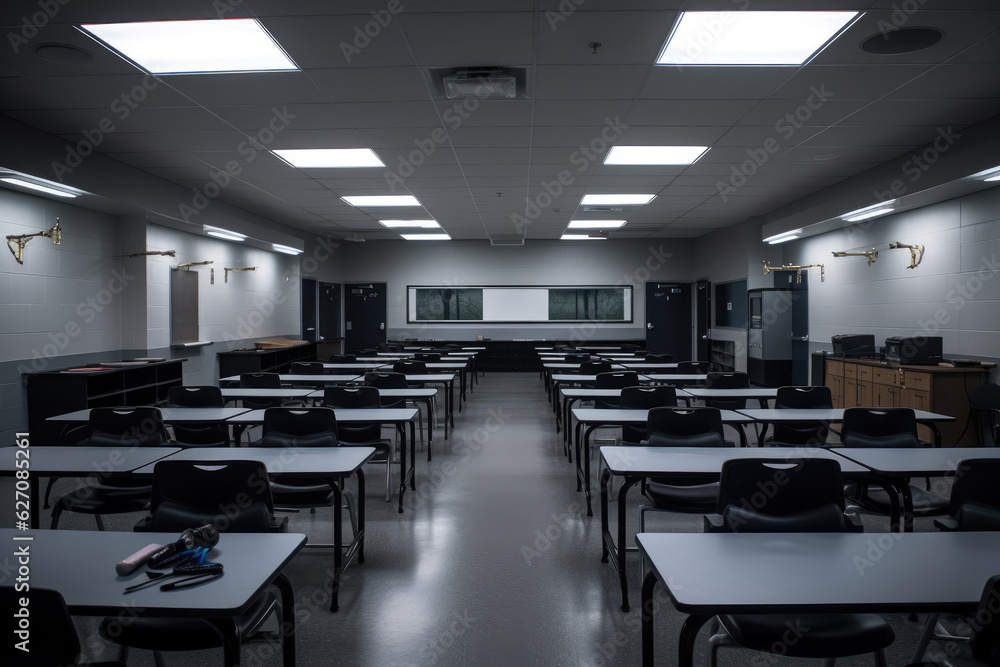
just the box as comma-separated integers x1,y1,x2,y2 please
639,531,1000,667
736,407,956,446
0,528,305,667
220,373,363,386
309,386,442,444
135,446,374,612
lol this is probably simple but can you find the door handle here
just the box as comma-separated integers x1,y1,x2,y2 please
379,322,385,330
646,323,654,330
701,335,708,340
791,335,809,342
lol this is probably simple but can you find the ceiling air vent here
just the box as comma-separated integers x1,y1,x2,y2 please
428,67,530,100
583,206,623,213
490,237,525,246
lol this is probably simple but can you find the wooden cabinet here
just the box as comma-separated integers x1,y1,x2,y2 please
218,342,317,379
825,357,991,446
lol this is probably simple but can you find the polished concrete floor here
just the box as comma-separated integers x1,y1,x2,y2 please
9,372,970,666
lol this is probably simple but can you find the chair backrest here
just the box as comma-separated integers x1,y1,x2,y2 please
89,406,169,447
261,407,339,448
168,385,224,408
675,360,710,373
950,459,1000,530
144,460,283,532
776,385,832,409
772,385,834,445
1,587,83,666
393,360,427,374
619,385,677,443
645,406,726,447
971,575,1000,664
323,386,383,442
702,371,750,410
579,360,613,375
717,458,848,533
289,361,326,374
414,353,441,362
564,353,591,363
240,372,281,388
329,354,357,362
645,353,674,362
596,371,640,389
969,383,1000,446
841,408,920,448
365,371,408,389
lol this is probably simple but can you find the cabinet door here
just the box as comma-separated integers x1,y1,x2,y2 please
845,377,858,407
828,374,845,408
874,382,899,408
857,378,873,407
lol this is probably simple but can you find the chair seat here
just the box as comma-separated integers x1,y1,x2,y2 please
99,591,278,651
944,657,990,667
644,479,719,511
718,613,894,658
857,484,949,516
269,480,335,507
53,484,151,514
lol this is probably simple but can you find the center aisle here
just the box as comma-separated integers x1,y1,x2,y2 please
285,371,643,666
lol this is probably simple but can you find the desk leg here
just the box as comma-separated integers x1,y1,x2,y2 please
582,425,597,516
274,572,296,666
929,423,942,447
211,618,242,667
449,381,455,427
641,571,657,667
29,475,39,529
615,476,640,612
424,399,434,457
397,424,408,513
899,479,914,532
678,614,711,667
330,483,343,612
409,421,416,490
601,468,612,563
356,468,366,563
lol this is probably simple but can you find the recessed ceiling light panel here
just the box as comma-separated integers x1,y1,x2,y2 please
560,234,606,240
343,195,421,207
401,233,450,241
580,194,655,206
274,148,384,168
656,11,860,66
604,146,708,165
79,19,298,74
567,220,626,229
379,220,440,228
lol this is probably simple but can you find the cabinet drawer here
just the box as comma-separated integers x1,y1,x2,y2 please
872,367,899,386
827,360,844,377
859,366,873,382
904,371,931,392
844,363,858,380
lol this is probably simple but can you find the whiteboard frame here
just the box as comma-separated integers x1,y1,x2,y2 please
407,285,633,323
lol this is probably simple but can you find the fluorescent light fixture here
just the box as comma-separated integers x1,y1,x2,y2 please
401,233,450,241
841,200,896,222
342,195,421,207
567,220,626,229
379,220,440,228
561,234,606,240
971,165,1000,182
271,243,302,255
656,11,859,66
580,194,655,206
79,19,297,74
0,177,78,198
764,229,802,244
203,225,246,242
987,174,1000,182
604,146,709,165
273,148,384,168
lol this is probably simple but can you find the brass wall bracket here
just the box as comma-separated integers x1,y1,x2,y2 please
889,242,925,269
6,218,61,265
763,260,825,283
177,260,213,268
831,249,878,266
224,266,256,283
126,250,176,258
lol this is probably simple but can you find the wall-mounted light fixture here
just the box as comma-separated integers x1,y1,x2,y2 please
224,266,256,283
889,242,925,269
126,249,176,258
831,248,878,266
6,218,61,265
763,260,825,283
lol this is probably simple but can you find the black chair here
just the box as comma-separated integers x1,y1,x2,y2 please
676,360,710,373
51,407,170,530
564,353,591,364
239,372,283,410
637,407,728,536
414,352,441,362
393,359,427,386
167,385,230,447
594,371,640,408
324,386,395,501
260,407,357,534
703,371,750,410
968,383,1000,446
619,385,677,445
841,408,949,518
579,360,613,375
769,385,833,446
102,460,287,666
1,587,125,667
288,361,327,391
366,371,427,446
644,353,674,362
707,458,894,667
912,459,1000,663
905,575,1000,667
329,354,357,362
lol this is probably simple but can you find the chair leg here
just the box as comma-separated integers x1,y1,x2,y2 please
95,514,106,531
42,476,59,509
707,619,731,667
50,502,62,529
343,490,358,539
823,658,837,667
873,650,886,667
910,613,940,664
385,449,392,503
154,650,168,667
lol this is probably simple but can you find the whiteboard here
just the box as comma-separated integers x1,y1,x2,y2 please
408,286,633,323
